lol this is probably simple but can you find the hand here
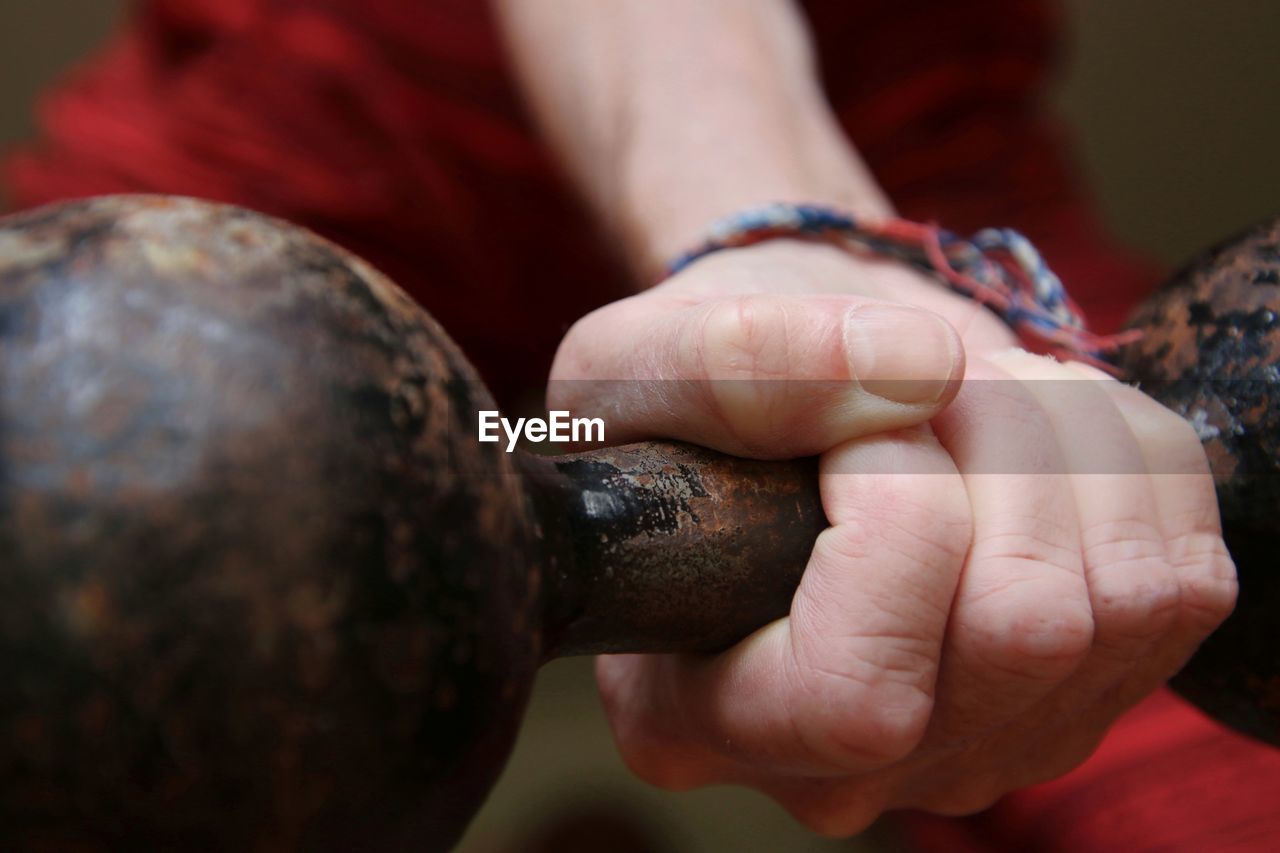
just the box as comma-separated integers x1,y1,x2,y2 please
550,238,995,456
550,240,1238,833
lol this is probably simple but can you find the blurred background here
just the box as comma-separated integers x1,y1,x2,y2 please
1,1,1276,851
3,1,1278,266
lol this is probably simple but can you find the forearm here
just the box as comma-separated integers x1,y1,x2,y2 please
494,0,893,282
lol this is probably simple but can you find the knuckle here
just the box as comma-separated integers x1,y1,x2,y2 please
979,615,1093,682
1169,532,1239,629
834,695,932,768
694,297,804,454
1080,520,1181,642
789,654,935,768
698,296,792,382
961,575,1095,680
1093,570,1182,643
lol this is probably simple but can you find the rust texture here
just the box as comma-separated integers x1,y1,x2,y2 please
1119,216,1280,746
0,196,540,851
523,443,824,657
1121,216,1280,532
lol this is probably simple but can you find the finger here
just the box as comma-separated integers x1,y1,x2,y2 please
913,364,1234,802
548,292,963,457
595,427,970,785
1000,352,1179,696
926,355,1094,742
1065,362,1237,670
936,353,1181,792
898,364,1232,807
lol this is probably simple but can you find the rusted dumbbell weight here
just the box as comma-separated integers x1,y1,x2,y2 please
0,196,1275,851
1115,220,1280,743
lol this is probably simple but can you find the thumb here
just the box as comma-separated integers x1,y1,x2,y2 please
549,293,963,457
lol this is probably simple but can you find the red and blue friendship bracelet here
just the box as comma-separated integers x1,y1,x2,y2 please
662,203,1140,371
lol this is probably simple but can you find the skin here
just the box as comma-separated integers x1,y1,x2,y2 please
494,0,1237,834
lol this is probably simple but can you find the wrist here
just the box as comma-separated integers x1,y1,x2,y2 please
617,129,894,284
653,202,1133,366
552,0,891,282
614,81,894,282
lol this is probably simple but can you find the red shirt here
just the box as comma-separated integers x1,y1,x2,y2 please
6,0,1155,381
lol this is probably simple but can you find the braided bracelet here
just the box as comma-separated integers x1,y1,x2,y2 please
661,202,1140,369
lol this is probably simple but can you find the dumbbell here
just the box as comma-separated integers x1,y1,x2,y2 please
0,196,1274,851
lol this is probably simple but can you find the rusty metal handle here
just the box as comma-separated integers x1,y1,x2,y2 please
521,443,823,658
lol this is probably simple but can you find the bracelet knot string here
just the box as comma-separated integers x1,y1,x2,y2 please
663,203,1141,371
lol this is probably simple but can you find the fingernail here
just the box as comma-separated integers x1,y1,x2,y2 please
845,305,960,404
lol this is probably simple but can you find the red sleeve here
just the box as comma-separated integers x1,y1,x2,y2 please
904,689,1280,852
4,0,631,388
